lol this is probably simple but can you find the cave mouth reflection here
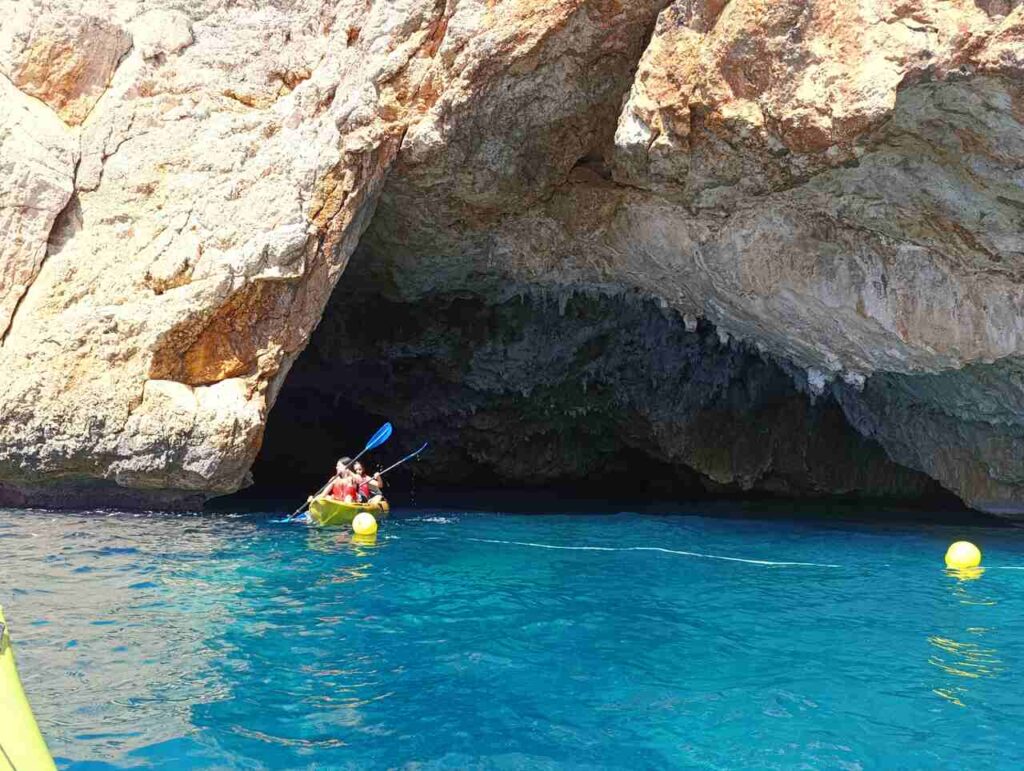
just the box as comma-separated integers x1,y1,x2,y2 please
235,278,967,513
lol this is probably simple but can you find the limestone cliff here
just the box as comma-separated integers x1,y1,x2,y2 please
1,0,1023,514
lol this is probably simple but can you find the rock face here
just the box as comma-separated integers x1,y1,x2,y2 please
1,0,1023,513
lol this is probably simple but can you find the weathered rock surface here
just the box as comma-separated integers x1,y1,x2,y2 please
0,0,436,504
0,77,77,339
348,0,1024,513
1,0,1023,513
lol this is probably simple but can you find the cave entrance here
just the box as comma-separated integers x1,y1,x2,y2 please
231,245,964,514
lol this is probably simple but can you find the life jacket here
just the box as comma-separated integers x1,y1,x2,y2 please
357,477,371,501
330,479,358,502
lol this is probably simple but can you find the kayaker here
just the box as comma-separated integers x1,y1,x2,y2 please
352,461,384,503
327,457,359,503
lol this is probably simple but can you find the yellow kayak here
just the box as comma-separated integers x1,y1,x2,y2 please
0,607,55,771
308,497,390,527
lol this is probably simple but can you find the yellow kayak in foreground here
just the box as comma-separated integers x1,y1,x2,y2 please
0,607,55,771
308,497,390,527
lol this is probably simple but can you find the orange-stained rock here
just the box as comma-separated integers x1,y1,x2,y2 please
615,0,1024,195
0,0,669,506
2,11,132,126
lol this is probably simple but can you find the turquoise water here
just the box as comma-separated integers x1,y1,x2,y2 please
2,507,1024,768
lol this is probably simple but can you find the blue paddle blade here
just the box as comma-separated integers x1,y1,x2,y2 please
364,422,393,452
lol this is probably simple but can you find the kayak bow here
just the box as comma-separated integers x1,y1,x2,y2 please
0,607,55,771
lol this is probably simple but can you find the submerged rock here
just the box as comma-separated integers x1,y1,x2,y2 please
0,0,1022,514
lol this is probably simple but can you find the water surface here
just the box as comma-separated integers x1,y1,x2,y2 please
2,507,1023,768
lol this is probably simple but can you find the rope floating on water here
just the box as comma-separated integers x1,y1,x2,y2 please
468,538,842,568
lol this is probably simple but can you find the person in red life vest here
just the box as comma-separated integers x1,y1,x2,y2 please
327,457,359,503
351,461,385,503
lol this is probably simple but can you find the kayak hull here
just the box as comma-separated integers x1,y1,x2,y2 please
308,497,390,527
0,607,56,771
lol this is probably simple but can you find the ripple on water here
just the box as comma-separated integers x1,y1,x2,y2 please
1,508,1024,768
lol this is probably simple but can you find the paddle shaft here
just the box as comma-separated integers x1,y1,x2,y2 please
378,443,428,476
288,462,352,518
289,477,333,518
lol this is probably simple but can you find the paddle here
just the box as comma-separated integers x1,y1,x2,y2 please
288,422,393,519
377,442,428,477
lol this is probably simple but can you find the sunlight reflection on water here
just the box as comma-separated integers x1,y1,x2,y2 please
2,507,1024,768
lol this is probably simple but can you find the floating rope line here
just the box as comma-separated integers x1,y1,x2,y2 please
468,538,841,568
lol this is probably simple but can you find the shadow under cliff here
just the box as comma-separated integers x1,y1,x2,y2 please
233,258,967,516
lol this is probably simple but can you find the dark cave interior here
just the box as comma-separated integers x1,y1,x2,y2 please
234,250,966,514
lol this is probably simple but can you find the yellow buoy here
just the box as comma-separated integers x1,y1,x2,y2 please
352,512,378,536
945,541,982,569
